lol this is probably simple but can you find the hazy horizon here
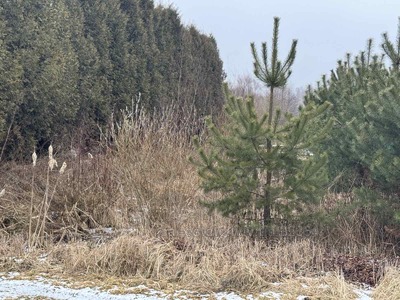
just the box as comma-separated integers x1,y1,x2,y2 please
157,0,400,89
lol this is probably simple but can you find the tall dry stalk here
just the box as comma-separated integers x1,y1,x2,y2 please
28,150,37,249
29,145,67,248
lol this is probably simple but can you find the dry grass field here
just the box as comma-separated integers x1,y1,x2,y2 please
0,112,399,298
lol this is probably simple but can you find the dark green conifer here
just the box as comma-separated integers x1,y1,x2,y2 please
192,85,331,233
0,0,225,160
303,21,400,231
192,18,331,233
306,30,400,194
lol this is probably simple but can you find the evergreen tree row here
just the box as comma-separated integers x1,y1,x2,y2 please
0,0,225,160
303,22,400,237
305,34,400,196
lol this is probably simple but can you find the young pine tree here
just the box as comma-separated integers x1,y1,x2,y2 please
251,17,297,225
192,86,332,233
192,18,332,234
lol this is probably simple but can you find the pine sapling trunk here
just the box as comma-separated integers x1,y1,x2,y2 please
264,86,274,228
252,16,297,233
267,86,275,128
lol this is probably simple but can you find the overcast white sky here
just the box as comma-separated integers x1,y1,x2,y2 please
157,0,400,89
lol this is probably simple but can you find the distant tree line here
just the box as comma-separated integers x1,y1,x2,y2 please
229,74,303,117
0,0,225,161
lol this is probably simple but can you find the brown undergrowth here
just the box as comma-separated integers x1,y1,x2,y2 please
0,111,399,293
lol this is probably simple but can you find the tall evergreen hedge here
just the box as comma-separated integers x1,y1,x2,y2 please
0,0,225,160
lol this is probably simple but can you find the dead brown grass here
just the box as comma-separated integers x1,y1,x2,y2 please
373,267,400,299
0,109,398,293
35,234,327,292
276,275,359,299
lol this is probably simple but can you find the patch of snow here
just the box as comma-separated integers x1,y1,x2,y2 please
0,277,165,300
103,227,114,234
3,272,20,278
259,291,283,299
0,275,374,300
38,253,49,262
214,292,245,300
14,258,24,264
354,288,373,300
270,282,282,286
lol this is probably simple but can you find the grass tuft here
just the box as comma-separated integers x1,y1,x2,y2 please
373,267,400,299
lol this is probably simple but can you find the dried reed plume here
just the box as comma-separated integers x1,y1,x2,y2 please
29,145,67,248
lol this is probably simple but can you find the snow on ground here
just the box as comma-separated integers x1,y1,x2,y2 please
0,278,159,300
0,274,275,300
354,288,373,300
0,273,373,300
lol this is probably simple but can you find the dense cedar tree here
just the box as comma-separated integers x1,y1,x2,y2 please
0,0,224,160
